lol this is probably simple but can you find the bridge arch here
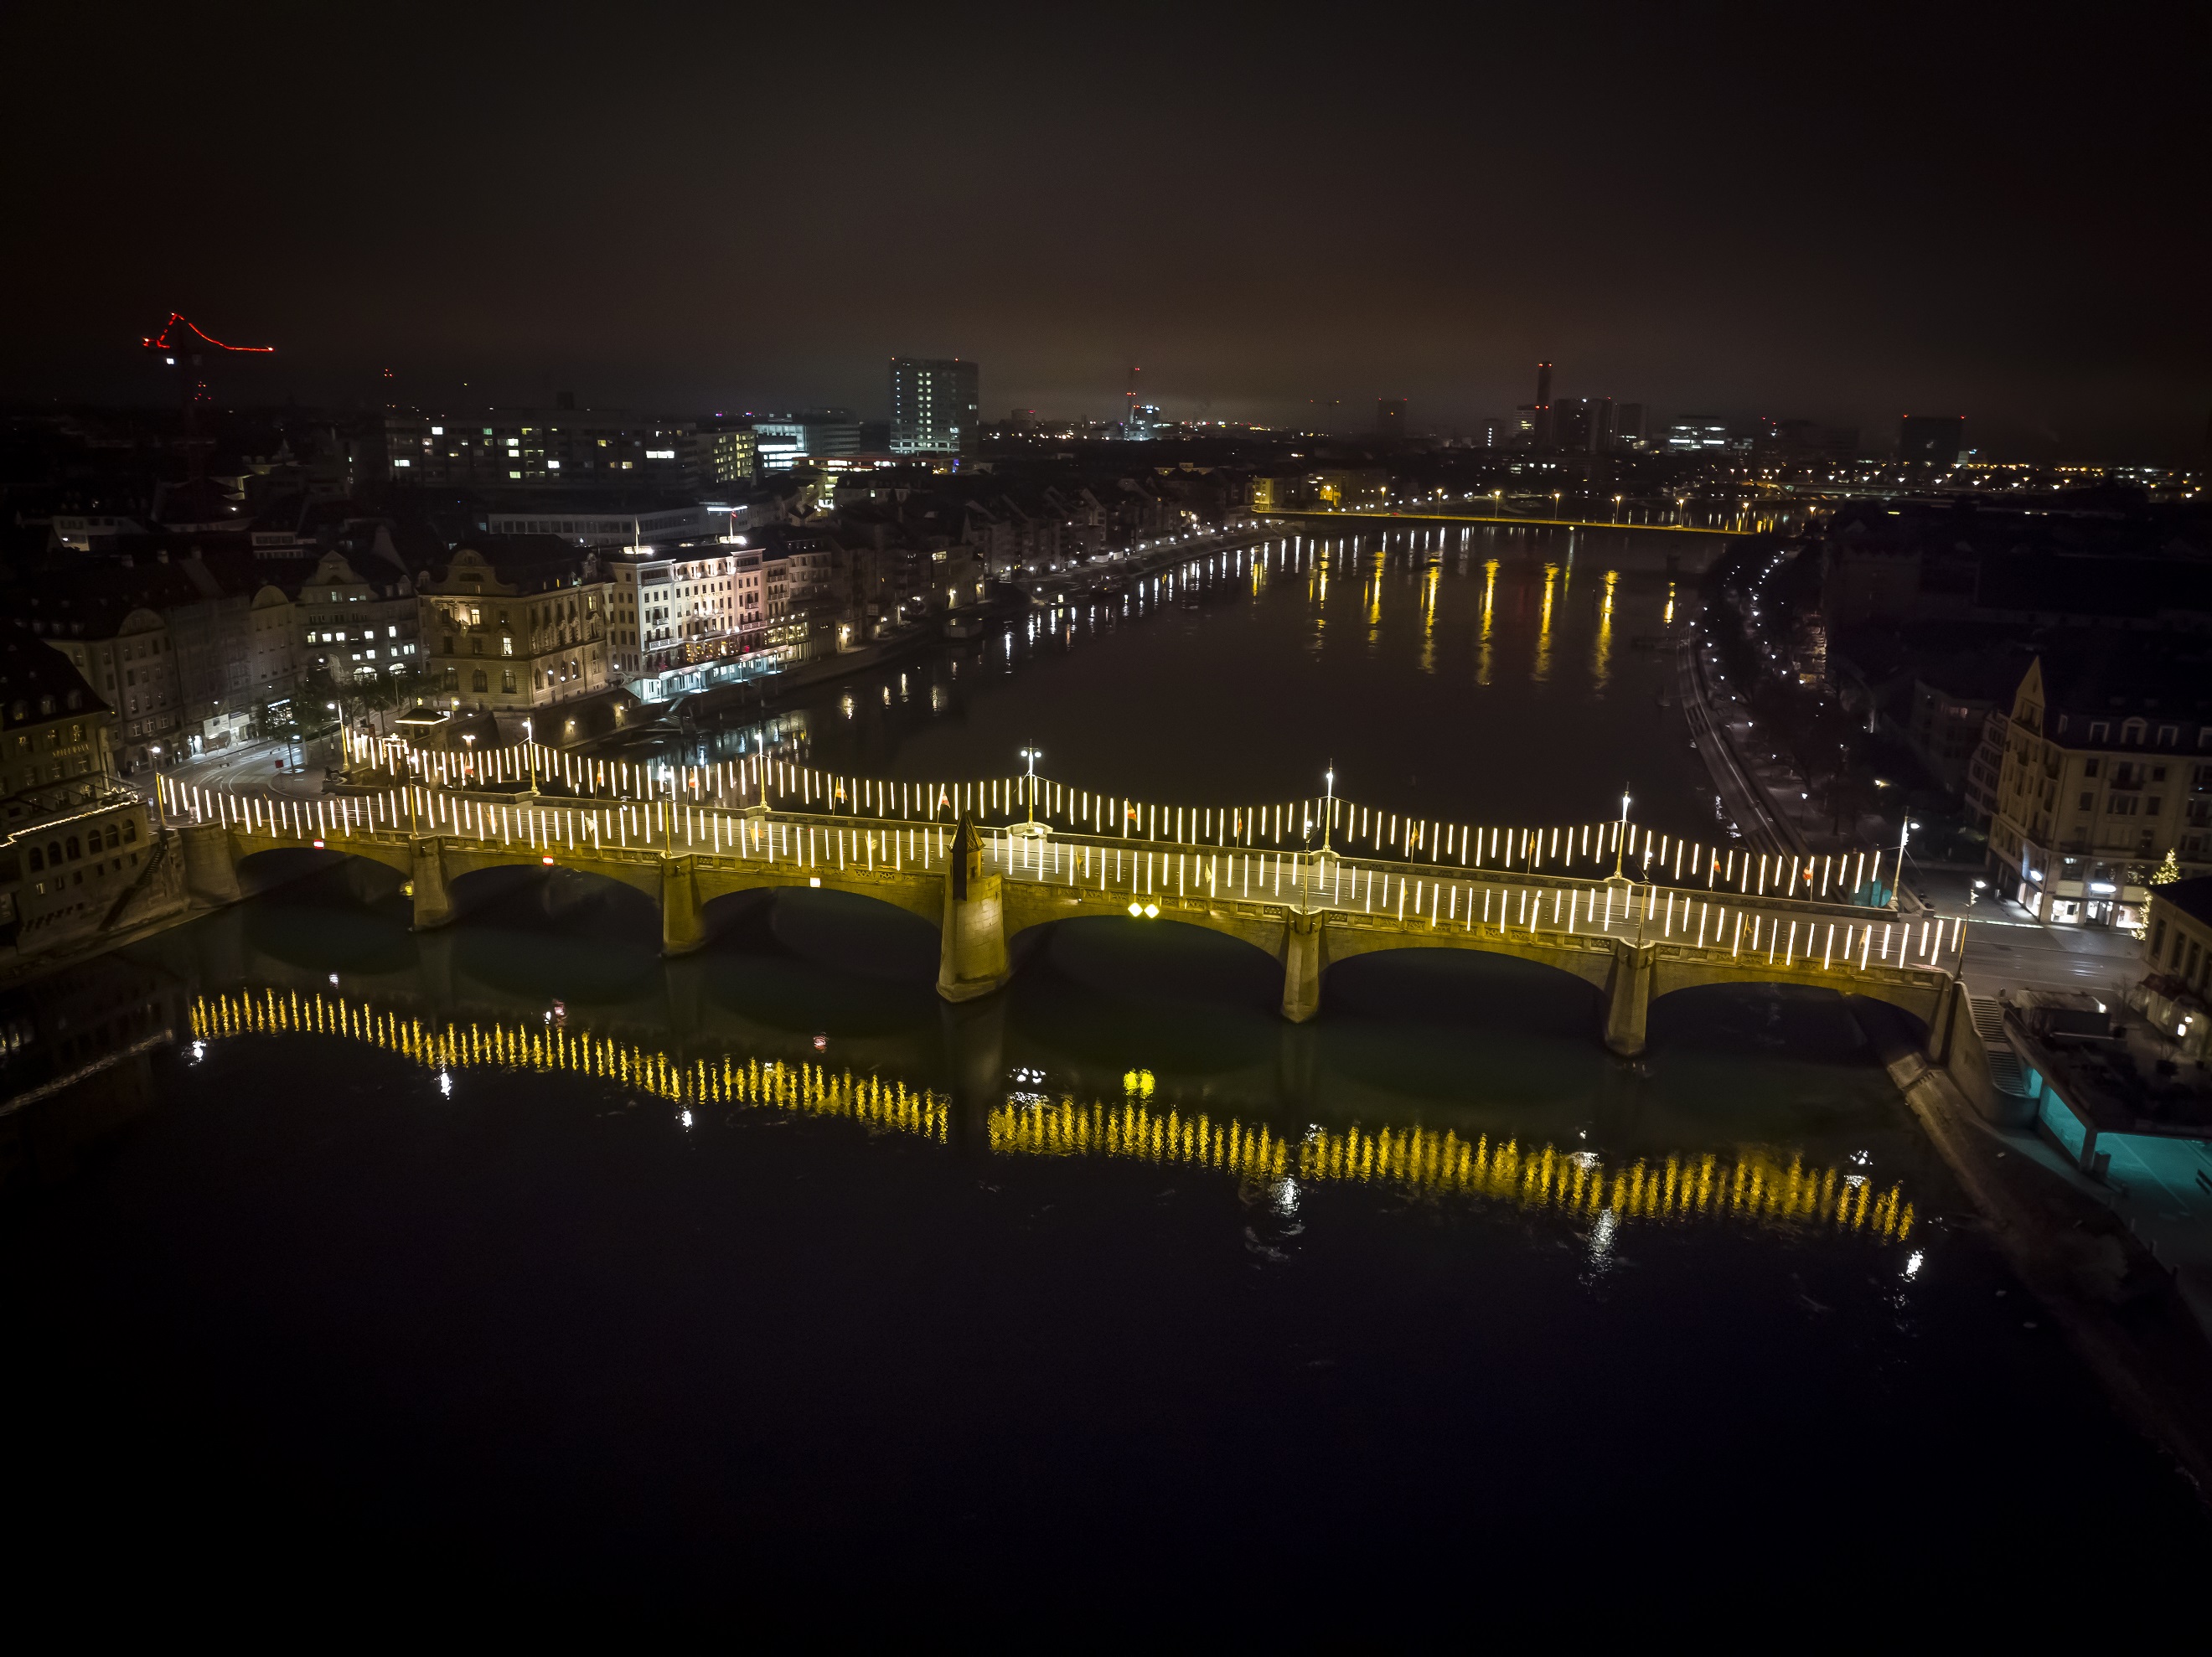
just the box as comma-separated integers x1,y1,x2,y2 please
1005,911,1285,1072
1647,958,1946,1039
438,861,666,1002
234,847,416,973
442,859,663,932
695,884,944,1034
234,842,371,896
1320,939,1607,1035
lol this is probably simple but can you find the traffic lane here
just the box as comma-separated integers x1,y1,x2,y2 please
1961,925,2137,996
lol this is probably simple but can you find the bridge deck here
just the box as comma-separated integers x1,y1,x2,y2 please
166,779,1964,987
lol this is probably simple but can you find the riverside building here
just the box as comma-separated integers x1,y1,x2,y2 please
1987,643,2212,928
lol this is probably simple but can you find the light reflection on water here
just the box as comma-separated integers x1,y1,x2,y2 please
188,985,1915,1245
615,526,1718,838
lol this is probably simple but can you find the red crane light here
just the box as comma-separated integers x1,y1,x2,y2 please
140,312,274,354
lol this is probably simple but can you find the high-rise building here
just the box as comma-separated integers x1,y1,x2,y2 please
1533,361,1554,448
1899,415,1965,467
1553,398,1592,452
890,358,980,456
1589,396,1616,453
1615,403,1646,449
1376,398,1407,439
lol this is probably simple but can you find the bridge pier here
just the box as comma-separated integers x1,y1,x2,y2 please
180,821,241,906
1280,914,1323,1024
1602,939,1656,1057
938,820,1008,1003
943,992,1007,1147
415,926,456,1020
661,855,705,956
664,953,705,1035
410,836,453,930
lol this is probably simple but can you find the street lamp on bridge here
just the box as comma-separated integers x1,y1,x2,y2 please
1012,746,1049,839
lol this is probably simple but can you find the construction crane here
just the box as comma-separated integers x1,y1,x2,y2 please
140,312,275,488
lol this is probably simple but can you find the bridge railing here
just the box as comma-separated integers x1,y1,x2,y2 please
972,826,1960,982
339,728,1895,904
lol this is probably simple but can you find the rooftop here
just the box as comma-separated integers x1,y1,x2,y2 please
2153,877,2212,929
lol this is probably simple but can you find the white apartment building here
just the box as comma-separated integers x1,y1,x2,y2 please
607,544,771,676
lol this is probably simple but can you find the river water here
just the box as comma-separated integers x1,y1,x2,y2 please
4,528,2204,1622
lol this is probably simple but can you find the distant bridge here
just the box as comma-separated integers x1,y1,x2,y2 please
1256,507,1748,537
164,767,1962,1058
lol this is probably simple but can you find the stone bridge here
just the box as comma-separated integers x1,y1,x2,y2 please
170,783,1958,1059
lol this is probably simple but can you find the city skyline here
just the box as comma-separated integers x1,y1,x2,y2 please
5,8,2204,462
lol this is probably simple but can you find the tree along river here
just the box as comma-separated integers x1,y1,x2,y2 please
3,526,2204,1621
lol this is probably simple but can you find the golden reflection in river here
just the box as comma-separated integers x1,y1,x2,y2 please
1593,569,1617,690
991,1099,1913,1241
1664,581,1677,626
1419,562,1439,674
1533,563,1558,683
190,989,1913,1245
1476,558,1497,687
191,989,950,1138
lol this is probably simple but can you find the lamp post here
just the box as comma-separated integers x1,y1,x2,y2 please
1014,746,1047,838
1613,786,1631,878
1321,762,1336,854
462,730,475,782
522,716,535,794
150,745,164,828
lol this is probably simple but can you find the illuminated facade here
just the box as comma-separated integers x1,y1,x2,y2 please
416,547,612,713
0,622,166,962
297,550,420,690
384,408,702,490
1987,651,2212,927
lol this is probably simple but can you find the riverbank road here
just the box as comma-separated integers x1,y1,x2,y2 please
138,738,339,808
1904,864,2144,999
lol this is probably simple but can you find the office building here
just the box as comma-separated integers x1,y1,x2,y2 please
890,359,979,456
384,408,703,491
686,423,759,487
1899,415,1966,467
481,504,717,547
1553,398,1592,452
1589,396,1615,453
1533,361,1553,448
1664,418,1731,453
754,413,863,470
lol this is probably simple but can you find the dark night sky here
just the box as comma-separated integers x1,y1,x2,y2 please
6,3,2204,459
